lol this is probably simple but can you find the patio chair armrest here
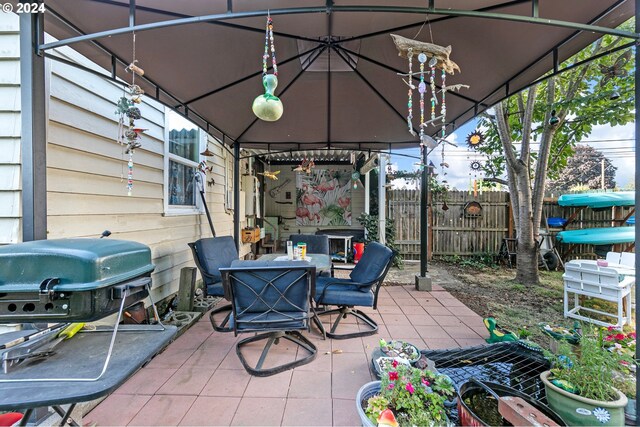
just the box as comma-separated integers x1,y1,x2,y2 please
317,279,370,303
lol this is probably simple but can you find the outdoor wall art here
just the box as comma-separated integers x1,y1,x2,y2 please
296,169,351,226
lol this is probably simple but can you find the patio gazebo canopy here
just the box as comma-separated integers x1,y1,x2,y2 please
36,0,636,150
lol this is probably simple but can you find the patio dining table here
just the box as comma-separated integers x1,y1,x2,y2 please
257,253,332,275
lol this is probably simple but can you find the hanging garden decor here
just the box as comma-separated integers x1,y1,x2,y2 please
466,130,485,149
391,33,466,175
115,32,146,196
252,14,283,122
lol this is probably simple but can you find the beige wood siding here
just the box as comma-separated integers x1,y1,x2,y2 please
0,12,20,244
45,46,236,301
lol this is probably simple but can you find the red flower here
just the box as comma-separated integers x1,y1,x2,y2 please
628,332,636,339
389,371,399,381
391,360,399,368
406,383,415,394
607,326,616,331
615,333,626,341
604,335,614,341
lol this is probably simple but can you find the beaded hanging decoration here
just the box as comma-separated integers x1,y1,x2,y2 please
115,32,146,196
252,14,283,122
407,48,414,135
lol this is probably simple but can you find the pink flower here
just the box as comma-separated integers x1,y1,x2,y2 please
628,332,636,339
391,360,398,368
387,383,395,390
604,335,614,341
607,326,616,331
421,378,430,386
389,371,399,381
406,383,415,394
615,333,626,341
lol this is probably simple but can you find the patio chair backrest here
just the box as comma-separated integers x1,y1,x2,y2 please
190,236,238,286
289,234,330,255
598,267,621,286
606,252,622,264
620,252,635,268
350,242,394,285
223,261,315,328
579,262,600,284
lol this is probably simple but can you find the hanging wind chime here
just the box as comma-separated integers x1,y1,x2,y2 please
115,32,146,196
391,33,465,175
465,130,485,197
252,14,283,122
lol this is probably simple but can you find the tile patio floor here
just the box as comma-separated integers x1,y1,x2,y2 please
85,282,489,426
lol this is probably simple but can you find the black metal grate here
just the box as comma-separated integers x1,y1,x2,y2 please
423,342,551,425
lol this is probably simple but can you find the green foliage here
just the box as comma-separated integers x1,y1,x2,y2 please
547,145,616,192
476,25,635,182
549,330,631,402
357,212,404,268
365,364,455,427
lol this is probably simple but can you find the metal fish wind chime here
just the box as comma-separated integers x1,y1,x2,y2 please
391,34,467,179
116,32,146,196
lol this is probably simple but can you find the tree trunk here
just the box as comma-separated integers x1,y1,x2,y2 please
514,162,539,285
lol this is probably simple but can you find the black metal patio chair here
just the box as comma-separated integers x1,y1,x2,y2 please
188,236,238,332
314,242,394,339
221,260,319,376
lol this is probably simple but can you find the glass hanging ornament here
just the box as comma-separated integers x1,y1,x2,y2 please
252,15,283,122
115,31,146,196
406,49,414,135
418,53,427,140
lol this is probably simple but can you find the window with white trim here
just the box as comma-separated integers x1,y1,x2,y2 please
164,109,205,214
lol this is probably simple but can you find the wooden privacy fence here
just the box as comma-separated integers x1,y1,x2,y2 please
388,190,510,260
388,190,634,261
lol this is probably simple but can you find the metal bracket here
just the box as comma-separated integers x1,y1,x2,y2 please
38,278,60,303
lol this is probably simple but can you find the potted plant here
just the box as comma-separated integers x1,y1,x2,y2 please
540,332,629,426
356,361,455,426
603,327,637,424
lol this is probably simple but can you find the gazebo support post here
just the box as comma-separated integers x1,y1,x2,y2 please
378,154,386,245
20,3,47,242
233,143,241,250
416,146,432,291
635,0,639,416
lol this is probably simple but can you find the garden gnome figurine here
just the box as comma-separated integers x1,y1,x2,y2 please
252,74,283,122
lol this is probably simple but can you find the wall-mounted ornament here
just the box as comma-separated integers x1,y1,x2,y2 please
258,170,281,180
252,14,283,122
463,201,483,218
292,158,315,174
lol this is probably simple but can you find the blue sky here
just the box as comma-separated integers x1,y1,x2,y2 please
391,121,635,190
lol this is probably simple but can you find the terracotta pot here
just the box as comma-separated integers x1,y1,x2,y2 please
540,371,627,426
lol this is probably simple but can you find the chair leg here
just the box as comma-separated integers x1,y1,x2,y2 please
236,331,317,377
209,303,233,332
316,306,378,340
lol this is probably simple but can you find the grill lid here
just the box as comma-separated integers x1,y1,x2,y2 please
0,239,154,292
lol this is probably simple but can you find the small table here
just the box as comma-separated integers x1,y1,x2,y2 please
578,260,636,277
325,235,353,263
258,253,332,275
0,325,177,425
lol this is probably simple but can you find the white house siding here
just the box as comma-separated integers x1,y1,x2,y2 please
41,44,237,302
263,166,365,240
0,13,21,244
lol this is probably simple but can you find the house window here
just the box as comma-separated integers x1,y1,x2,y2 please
164,109,204,214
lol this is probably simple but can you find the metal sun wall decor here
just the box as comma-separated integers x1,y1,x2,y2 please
391,33,466,179
115,32,146,196
252,14,283,122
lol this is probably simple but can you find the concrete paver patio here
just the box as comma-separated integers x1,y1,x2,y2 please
85,271,488,426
